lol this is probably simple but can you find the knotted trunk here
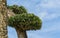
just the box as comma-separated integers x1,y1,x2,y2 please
0,0,8,38
0,9,8,38
16,29,27,38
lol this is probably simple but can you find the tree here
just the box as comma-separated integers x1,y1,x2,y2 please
0,0,42,38
7,5,42,38
8,13,42,38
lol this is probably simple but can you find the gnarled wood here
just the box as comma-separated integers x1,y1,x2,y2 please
0,6,8,38
0,0,8,38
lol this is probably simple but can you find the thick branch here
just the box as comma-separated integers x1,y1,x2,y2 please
7,9,15,18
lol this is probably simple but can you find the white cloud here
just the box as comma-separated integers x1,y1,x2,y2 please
35,10,60,21
34,0,60,21
40,0,60,8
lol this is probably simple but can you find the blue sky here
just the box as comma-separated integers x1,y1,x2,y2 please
7,0,60,38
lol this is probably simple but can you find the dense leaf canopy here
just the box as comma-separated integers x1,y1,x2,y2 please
7,5,27,14
8,13,42,31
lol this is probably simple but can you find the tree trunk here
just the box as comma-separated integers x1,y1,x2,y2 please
0,0,8,38
0,10,8,38
16,29,27,38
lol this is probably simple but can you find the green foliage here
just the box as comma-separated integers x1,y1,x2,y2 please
7,5,27,14
8,13,42,31
7,5,42,31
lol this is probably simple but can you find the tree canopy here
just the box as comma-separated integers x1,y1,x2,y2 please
8,13,42,31
7,5,27,14
8,5,42,31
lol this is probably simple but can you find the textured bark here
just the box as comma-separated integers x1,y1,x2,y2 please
16,29,27,38
0,7,8,38
0,9,8,38
0,0,16,38
0,0,8,38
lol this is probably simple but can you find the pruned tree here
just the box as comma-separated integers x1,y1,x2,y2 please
0,0,42,37
8,13,42,38
7,5,42,38
0,0,42,38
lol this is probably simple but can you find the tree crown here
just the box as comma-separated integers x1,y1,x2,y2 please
8,13,42,31
7,5,27,14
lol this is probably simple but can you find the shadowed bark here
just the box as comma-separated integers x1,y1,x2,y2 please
0,0,8,38
0,5,8,38
16,28,27,38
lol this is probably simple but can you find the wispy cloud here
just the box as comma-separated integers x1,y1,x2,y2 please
40,0,60,8
34,0,60,21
